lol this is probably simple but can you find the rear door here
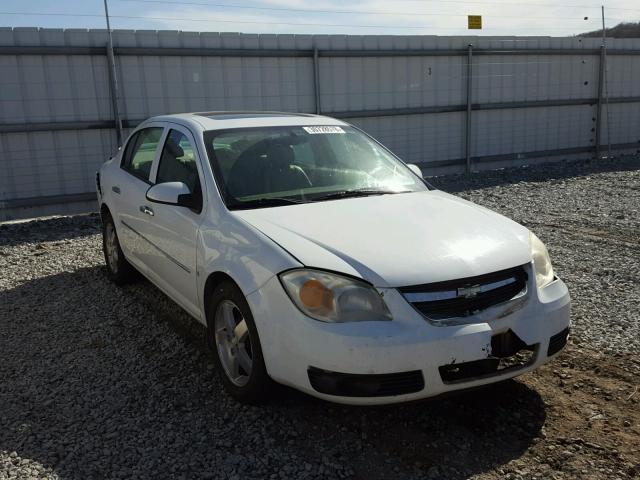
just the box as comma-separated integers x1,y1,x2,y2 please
143,125,205,318
111,124,165,268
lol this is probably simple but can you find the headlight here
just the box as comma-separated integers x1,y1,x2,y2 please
279,269,392,323
530,232,555,288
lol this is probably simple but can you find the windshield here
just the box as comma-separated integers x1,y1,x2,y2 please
203,125,429,210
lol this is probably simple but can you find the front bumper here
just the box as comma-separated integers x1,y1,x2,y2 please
247,272,570,405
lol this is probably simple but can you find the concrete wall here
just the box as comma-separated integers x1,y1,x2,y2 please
1,28,640,220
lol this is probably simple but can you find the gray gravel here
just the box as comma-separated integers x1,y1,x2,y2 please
0,156,639,480
430,156,640,355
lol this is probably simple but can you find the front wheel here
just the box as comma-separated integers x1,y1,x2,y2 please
207,281,274,404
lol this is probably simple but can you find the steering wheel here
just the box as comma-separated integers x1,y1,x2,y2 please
290,164,313,187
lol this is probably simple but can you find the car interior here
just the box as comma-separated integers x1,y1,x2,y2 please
156,131,200,194
214,131,378,199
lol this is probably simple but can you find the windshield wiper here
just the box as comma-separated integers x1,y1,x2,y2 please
229,189,411,209
312,189,411,202
228,197,307,210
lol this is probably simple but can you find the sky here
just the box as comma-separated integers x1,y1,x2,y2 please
1,0,639,37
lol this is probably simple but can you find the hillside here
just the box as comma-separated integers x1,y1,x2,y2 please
579,21,640,38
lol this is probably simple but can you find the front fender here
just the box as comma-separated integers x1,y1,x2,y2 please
197,214,302,318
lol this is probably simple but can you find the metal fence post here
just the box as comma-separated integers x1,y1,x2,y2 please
104,0,123,146
595,45,605,159
313,47,321,114
465,44,473,174
601,7,612,158
106,44,123,146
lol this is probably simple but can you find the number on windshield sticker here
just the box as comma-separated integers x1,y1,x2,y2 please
302,126,345,135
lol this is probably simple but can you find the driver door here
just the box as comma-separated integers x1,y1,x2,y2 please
142,125,205,319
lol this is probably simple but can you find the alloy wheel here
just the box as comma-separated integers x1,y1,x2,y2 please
214,300,253,387
105,222,119,273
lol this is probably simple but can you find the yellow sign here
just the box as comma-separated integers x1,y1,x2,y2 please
468,15,482,29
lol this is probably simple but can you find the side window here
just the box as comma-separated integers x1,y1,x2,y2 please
156,129,201,195
121,131,140,169
121,127,163,182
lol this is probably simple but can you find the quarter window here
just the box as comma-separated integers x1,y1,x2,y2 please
121,127,163,182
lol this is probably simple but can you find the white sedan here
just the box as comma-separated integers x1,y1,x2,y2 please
97,111,570,405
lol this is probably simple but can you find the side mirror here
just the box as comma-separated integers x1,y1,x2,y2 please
406,163,423,178
146,182,196,209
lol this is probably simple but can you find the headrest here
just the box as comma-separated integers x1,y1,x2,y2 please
265,142,293,168
165,139,184,158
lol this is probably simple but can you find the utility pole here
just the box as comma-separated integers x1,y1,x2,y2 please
104,0,123,146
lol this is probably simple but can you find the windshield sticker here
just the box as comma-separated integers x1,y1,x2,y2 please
303,126,345,134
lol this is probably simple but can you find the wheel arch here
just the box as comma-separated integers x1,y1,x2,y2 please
100,203,111,221
202,271,240,325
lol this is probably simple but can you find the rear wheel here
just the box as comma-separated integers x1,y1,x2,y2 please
102,211,137,285
207,281,273,403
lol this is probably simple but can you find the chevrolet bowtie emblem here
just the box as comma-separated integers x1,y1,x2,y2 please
457,284,481,298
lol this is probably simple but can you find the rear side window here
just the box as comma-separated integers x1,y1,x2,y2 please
121,127,164,182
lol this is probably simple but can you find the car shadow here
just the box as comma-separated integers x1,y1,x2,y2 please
273,380,546,479
0,213,101,248
0,265,546,480
428,155,640,193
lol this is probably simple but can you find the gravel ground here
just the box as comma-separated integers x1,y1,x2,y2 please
0,157,639,480
431,157,640,355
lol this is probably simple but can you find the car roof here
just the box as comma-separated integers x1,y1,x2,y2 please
145,111,349,132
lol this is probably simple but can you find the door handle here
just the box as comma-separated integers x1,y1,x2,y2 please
112,186,121,194
139,205,154,216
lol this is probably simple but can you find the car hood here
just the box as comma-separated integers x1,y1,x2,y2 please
232,190,532,288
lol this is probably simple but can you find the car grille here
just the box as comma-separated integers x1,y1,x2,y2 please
399,265,528,321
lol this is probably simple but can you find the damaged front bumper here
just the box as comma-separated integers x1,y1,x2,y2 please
247,273,571,405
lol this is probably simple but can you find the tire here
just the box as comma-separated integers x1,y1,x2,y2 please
206,280,274,404
102,211,137,285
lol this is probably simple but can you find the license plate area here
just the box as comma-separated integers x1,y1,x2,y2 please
439,330,538,384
